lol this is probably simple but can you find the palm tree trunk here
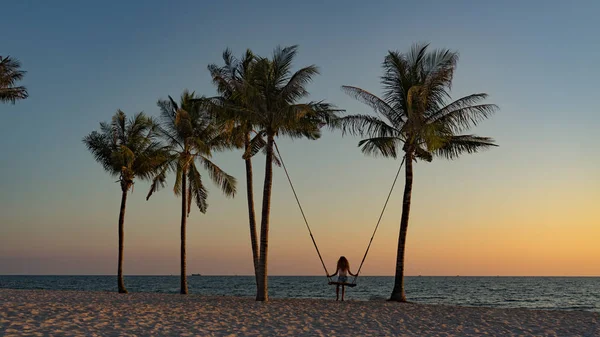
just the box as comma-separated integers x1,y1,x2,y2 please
256,134,274,301
180,168,189,295
390,153,413,302
117,188,129,294
244,133,260,286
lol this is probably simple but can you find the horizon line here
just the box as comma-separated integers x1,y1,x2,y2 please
1,274,599,277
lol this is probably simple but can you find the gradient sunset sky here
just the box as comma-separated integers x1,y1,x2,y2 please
1,0,598,276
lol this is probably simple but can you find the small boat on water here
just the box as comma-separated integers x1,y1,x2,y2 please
191,273,201,276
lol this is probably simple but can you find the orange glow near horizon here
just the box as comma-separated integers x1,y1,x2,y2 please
2,179,597,276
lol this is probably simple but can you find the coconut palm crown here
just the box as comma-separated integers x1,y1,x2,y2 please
0,55,29,104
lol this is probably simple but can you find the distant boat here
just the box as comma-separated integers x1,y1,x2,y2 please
191,273,201,276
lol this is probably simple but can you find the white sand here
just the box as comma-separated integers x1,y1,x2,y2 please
1,289,598,336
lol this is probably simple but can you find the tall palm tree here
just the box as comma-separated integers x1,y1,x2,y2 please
207,49,262,283
338,43,499,302
248,46,341,301
0,56,28,104
146,90,237,294
83,111,168,293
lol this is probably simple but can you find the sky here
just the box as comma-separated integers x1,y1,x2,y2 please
1,0,598,276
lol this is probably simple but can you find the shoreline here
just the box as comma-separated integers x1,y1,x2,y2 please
0,287,597,312
1,289,598,336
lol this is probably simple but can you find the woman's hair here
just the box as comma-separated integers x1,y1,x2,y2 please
337,256,350,271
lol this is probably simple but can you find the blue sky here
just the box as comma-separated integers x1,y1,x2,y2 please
1,0,598,275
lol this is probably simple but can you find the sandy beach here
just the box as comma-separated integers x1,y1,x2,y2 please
0,289,598,336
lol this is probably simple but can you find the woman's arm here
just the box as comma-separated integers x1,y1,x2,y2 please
349,269,357,277
327,270,338,277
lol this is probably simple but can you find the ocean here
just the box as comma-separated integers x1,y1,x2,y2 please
1,276,598,312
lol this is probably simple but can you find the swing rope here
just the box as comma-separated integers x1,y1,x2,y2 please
273,141,332,282
350,156,405,285
273,140,404,285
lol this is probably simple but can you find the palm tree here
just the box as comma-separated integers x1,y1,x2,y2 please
248,46,341,301
146,90,237,294
83,111,168,293
338,43,498,302
0,56,28,104
207,49,262,283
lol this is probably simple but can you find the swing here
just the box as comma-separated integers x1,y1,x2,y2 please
274,141,405,287
327,281,357,287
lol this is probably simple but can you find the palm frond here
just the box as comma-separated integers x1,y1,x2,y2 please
205,125,236,153
127,112,150,139
419,47,458,112
357,136,400,158
240,49,255,77
336,114,399,138
243,132,267,160
0,56,26,85
172,160,184,196
187,186,193,217
169,95,180,111
280,65,319,102
382,50,412,115
187,163,209,214
341,86,402,126
276,102,342,140
427,94,498,132
136,147,171,181
433,135,497,160
271,45,298,87
200,156,237,197
0,56,28,104
272,151,282,167
112,110,127,145
414,146,433,162
310,101,344,125
0,86,28,103
157,98,176,123
422,47,458,86
83,131,119,175
408,43,429,69
146,165,169,200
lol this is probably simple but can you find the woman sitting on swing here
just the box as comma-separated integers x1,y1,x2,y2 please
327,256,357,301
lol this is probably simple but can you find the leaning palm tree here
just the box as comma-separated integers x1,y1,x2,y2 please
207,49,262,283
146,90,237,294
0,56,28,104
83,111,168,293
248,46,341,301
338,43,498,302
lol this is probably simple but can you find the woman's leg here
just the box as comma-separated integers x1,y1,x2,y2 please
341,285,346,301
336,285,340,301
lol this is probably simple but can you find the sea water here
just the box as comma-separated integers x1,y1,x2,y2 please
1,276,598,312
